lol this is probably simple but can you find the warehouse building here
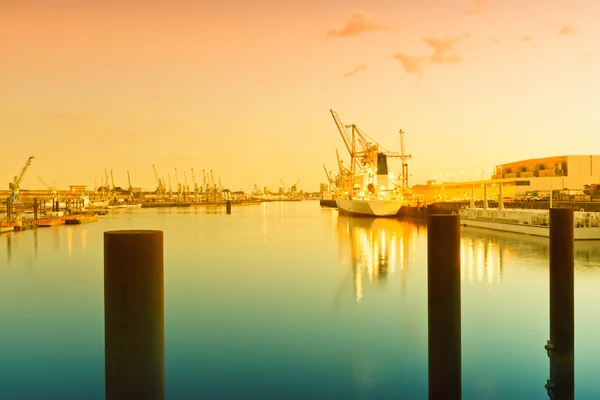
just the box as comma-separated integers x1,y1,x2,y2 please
412,155,600,202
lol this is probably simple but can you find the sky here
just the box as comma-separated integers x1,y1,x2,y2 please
1,0,600,192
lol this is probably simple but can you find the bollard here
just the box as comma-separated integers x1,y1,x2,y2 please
546,208,574,399
104,230,164,400
427,214,461,400
226,199,232,214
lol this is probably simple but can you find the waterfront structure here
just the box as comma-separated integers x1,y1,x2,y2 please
413,155,600,202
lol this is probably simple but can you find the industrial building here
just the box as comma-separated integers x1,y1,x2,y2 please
412,155,600,202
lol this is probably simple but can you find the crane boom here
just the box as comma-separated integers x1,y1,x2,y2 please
191,168,199,193
9,156,35,201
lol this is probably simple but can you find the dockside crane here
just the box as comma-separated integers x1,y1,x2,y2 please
323,165,334,190
127,170,135,202
9,156,34,202
280,179,288,195
398,129,412,192
191,169,199,195
330,110,405,175
183,171,189,200
36,174,57,196
210,170,216,191
202,170,208,193
152,164,164,199
175,168,182,196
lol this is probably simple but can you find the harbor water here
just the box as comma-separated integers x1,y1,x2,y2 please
1,201,600,399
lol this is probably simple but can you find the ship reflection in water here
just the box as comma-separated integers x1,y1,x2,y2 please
335,220,600,303
461,225,600,273
336,215,419,302
460,228,505,285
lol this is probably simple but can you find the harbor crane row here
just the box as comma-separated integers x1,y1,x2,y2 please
9,156,34,202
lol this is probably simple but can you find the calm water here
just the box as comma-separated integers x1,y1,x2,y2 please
1,201,600,399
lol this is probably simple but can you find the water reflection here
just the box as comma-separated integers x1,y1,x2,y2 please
460,228,505,285
336,215,416,302
33,229,38,257
461,226,600,272
6,234,11,263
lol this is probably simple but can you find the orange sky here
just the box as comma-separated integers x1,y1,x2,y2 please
2,0,600,192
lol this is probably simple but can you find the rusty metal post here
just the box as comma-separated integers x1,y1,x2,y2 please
104,230,164,400
427,214,461,400
226,199,232,214
545,208,574,399
6,197,11,221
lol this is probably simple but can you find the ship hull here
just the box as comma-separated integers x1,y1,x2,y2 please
335,198,403,217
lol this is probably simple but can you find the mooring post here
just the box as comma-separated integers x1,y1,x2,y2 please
104,230,164,400
6,197,12,221
545,208,574,399
427,214,461,400
33,198,38,220
226,199,232,214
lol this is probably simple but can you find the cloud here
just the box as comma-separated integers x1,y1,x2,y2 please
342,63,367,78
423,35,466,64
464,0,490,16
393,54,427,77
521,35,532,42
326,11,388,38
558,24,577,35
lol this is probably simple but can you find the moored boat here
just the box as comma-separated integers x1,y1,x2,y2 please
64,213,98,225
459,206,600,240
38,217,65,227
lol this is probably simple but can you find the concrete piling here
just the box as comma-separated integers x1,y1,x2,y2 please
427,214,461,400
546,208,574,399
104,230,164,400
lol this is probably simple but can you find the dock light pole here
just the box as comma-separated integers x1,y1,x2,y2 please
545,208,574,399
427,214,461,400
104,230,164,400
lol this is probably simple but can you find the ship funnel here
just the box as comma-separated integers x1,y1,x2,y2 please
377,153,388,175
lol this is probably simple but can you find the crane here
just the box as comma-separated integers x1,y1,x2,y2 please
280,179,288,195
36,174,57,195
127,170,135,202
210,170,216,191
152,164,164,198
202,169,208,193
9,156,34,202
174,168,181,195
191,168,199,194
323,165,334,190
168,173,173,198
398,129,412,192
183,171,189,198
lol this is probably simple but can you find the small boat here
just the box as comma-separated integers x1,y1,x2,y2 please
38,217,65,227
0,221,14,234
64,213,98,225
